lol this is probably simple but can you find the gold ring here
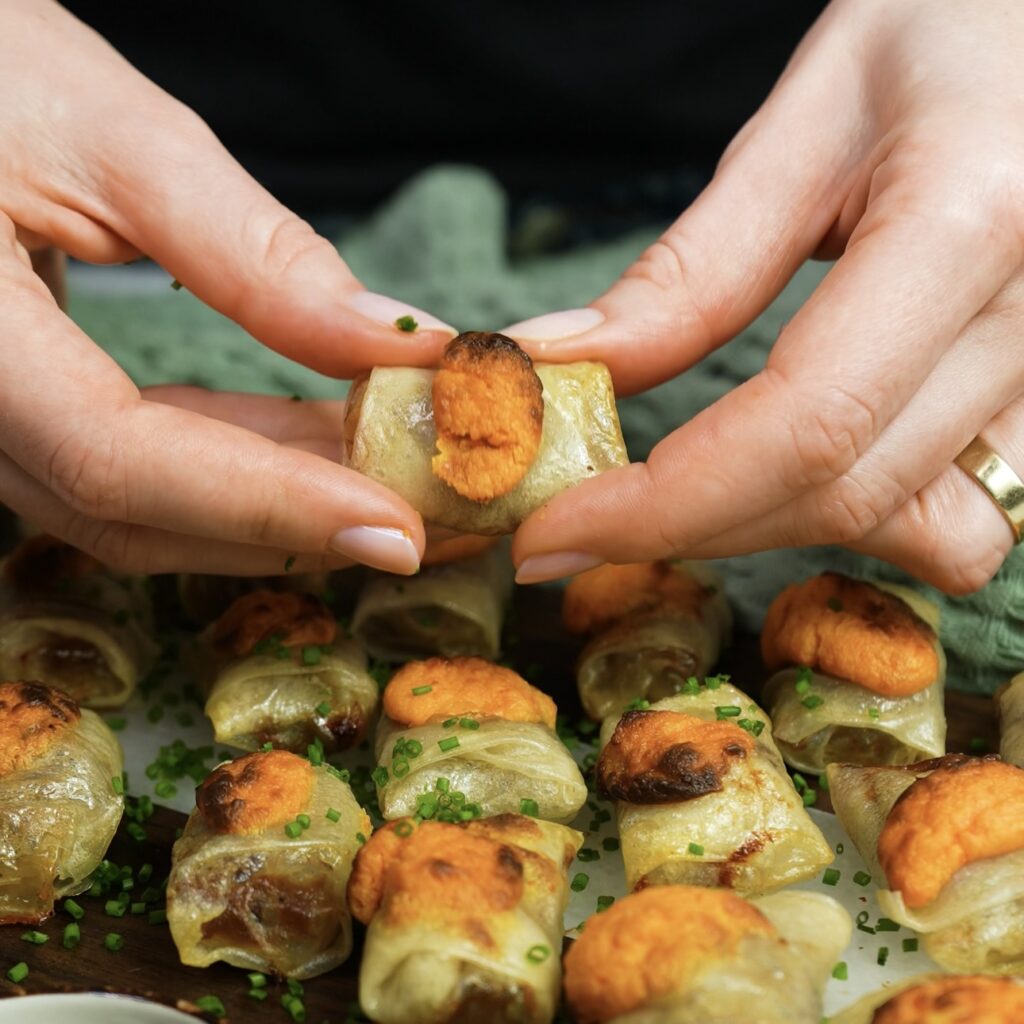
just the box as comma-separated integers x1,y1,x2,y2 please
955,436,1024,544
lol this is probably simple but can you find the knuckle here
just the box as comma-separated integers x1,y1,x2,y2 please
931,543,1005,595
46,431,127,522
811,470,906,546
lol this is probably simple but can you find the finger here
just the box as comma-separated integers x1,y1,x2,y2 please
848,395,1024,594
141,386,347,445
0,238,423,574
501,9,865,395
0,447,354,576
513,194,1020,578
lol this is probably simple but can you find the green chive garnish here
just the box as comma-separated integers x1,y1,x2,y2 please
148,910,167,925
438,737,460,752
284,821,302,839
21,931,47,945
296,814,311,829
715,705,741,718
326,808,341,823
801,695,825,710
602,837,620,852
577,848,599,862
519,798,540,817
284,555,296,571
853,871,872,887
248,973,267,989
104,933,124,952
571,873,590,892
877,946,889,966
868,707,881,720
822,868,841,886
64,899,85,921
111,776,124,796
411,685,432,695
249,989,268,1001
106,717,127,731
459,717,480,730
6,962,28,984
395,315,418,332
902,938,918,953
315,701,331,716
832,961,848,980
372,766,389,787
105,900,127,917
596,895,615,912
687,842,704,856
195,996,225,1017
526,944,550,963
303,646,322,666
876,918,899,932
63,923,81,949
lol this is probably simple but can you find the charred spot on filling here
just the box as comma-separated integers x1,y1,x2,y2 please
210,590,336,658
597,710,753,805
431,331,544,502
0,680,82,777
717,832,771,887
872,975,1024,1024
3,535,103,592
196,750,315,835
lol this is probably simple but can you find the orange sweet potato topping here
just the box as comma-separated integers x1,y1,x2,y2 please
196,750,315,835
383,656,556,728
0,681,81,777
873,976,1024,1024
563,886,777,1024
878,756,1024,909
761,573,938,697
431,332,544,502
563,561,710,635
210,590,336,658
597,709,753,804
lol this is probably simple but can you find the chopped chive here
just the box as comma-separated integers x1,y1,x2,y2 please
404,739,423,758
853,871,872,887
792,773,808,793
195,995,225,1017
130,902,146,915
836,842,844,855
602,837,620,852
737,718,766,736
249,989,268,1001
155,780,177,799
356,832,367,845
801,695,825,710
111,775,124,796
248,972,267,989
868,707,881,720
877,946,889,966
307,743,323,767
326,808,341,823
138,864,153,883
395,315,418,332
856,910,876,934
284,555,296,572
876,917,900,932
459,717,480,730
571,873,590,892
64,898,85,921
596,895,615,912
104,932,124,952
6,962,28,984
802,788,817,807
21,931,47,945
315,701,331,716
394,820,415,837
442,717,458,728
687,842,705,856
832,961,848,981
822,868,841,886
372,766,389,787
296,814,311,830
106,717,127,731
795,678,811,696
411,685,432,695
392,758,410,778
438,736,460,752
303,646,322,667
519,798,540,817
261,741,274,752
526,944,550,963
435,777,451,793
818,771,830,792
715,705,741,718
284,821,302,839
63,922,80,949
170,278,183,291
105,899,127,917
147,909,167,925
624,698,651,711
125,823,146,842
902,938,918,953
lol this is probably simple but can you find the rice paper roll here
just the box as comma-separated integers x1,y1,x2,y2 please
598,681,832,894
374,657,587,825
564,885,850,1024
343,360,627,535
0,535,156,708
199,590,378,753
761,574,945,773
563,561,731,721
998,671,1024,767
829,974,1024,1024
353,544,513,661
168,749,369,979
349,814,582,1024
0,681,124,923
827,754,1024,974
177,569,333,625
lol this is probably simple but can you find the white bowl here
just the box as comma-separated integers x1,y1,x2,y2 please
0,993,196,1022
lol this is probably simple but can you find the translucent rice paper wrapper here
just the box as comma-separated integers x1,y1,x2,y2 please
827,759,1024,974
998,671,1024,768
0,565,156,709
167,764,368,980
600,685,833,894
375,715,588,825
358,819,581,1024
352,544,513,662
576,561,732,721
201,636,379,754
762,584,946,774
0,709,123,923
342,362,627,535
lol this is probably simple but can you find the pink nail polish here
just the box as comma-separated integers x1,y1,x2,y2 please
329,526,420,575
346,291,455,334
515,551,604,585
501,308,604,343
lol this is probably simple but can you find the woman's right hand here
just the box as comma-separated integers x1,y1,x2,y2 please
0,0,455,576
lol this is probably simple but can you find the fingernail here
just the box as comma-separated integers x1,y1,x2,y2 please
501,308,604,343
345,291,455,334
329,526,420,575
515,551,604,585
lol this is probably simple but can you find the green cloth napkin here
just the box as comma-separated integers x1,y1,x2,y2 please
69,165,1024,693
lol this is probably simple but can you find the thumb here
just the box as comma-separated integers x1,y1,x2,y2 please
501,14,861,396
89,104,455,377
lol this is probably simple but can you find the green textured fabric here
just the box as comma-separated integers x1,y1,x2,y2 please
68,165,1024,693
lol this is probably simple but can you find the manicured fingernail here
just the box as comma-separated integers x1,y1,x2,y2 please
515,551,604,585
329,526,420,575
502,308,604,343
345,291,455,334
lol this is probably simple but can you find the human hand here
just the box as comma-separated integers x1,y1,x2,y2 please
0,0,455,576
506,0,1024,593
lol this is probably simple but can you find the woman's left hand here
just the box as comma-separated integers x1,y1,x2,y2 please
505,0,1024,593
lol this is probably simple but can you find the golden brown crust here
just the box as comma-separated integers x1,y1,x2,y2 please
0,681,81,777
3,535,103,591
430,331,544,502
878,756,1024,909
383,656,557,729
872,976,1024,1024
563,561,711,635
347,819,527,941
210,590,336,658
420,533,501,567
597,710,753,804
563,886,777,1024
761,573,939,697
196,750,315,835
